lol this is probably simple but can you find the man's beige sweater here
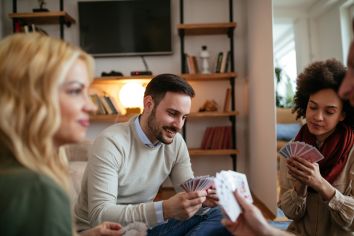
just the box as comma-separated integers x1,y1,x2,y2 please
74,118,193,230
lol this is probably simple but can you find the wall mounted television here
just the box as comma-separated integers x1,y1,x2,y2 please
78,0,172,57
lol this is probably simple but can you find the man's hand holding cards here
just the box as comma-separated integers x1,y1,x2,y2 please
180,175,214,192
214,170,253,222
180,176,216,214
279,141,324,163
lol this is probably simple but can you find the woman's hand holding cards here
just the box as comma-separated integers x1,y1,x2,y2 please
287,157,336,200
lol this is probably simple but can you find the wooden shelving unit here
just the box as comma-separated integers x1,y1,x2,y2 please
181,72,237,81
92,76,152,85
90,111,239,123
9,11,75,26
177,22,236,35
189,148,239,156
178,0,238,170
189,111,239,118
90,114,138,123
91,73,237,85
10,0,75,39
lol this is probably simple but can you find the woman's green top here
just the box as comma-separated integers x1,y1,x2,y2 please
0,151,72,236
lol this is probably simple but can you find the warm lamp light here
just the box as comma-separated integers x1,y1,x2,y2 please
119,82,145,115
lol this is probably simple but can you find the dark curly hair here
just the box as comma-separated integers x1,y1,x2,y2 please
293,59,354,128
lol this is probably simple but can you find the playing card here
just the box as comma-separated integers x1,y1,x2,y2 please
227,171,253,203
214,173,241,221
215,170,253,222
279,145,291,158
290,142,298,156
278,141,324,163
180,176,214,192
300,147,324,163
293,141,306,156
285,143,292,157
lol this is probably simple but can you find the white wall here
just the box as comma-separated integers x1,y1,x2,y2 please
311,2,344,62
274,0,352,71
247,0,278,214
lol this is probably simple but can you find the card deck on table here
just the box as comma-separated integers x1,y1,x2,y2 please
214,170,252,222
180,175,214,192
278,141,324,163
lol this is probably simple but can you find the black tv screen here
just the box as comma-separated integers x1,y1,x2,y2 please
78,0,172,57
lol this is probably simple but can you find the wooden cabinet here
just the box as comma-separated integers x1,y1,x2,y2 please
178,0,238,170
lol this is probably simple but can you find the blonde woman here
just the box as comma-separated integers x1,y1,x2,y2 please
0,33,122,236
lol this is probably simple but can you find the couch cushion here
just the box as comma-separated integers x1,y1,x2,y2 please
277,123,301,141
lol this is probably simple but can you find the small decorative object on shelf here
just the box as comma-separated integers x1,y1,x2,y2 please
199,99,218,112
101,71,123,77
200,45,210,74
33,0,49,12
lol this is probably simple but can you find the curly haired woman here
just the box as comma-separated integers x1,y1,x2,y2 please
278,59,354,236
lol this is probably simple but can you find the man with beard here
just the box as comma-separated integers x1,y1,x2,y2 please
74,74,230,236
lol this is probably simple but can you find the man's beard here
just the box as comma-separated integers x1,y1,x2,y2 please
147,107,179,144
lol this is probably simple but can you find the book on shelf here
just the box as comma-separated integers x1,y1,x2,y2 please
185,54,199,74
200,126,233,149
223,88,231,112
220,51,230,73
204,127,217,149
33,25,48,35
104,96,119,114
90,94,106,115
15,23,48,35
201,127,212,149
215,51,231,73
216,126,227,149
211,127,222,149
98,96,112,114
215,52,223,73
192,55,199,74
223,126,233,149
90,94,119,115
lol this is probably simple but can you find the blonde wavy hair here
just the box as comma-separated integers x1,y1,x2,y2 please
0,33,94,192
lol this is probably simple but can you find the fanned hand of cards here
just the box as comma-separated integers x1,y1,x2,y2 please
180,175,214,192
279,141,324,163
214,170,253,222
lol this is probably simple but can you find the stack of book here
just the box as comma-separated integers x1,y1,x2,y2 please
184,54,199,74
90,94,119,115
215,51,230,73
14,22,48,35
200,126,233,149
